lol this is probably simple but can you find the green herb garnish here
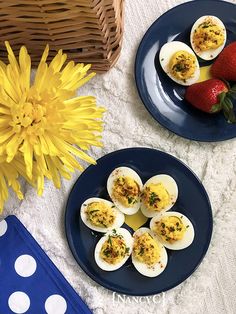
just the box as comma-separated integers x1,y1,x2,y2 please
139,247,144,256
173,63,185,72
89,209,99,214
149,192,160,206
127,197,134,204
108,235,112,246
103,248,111,257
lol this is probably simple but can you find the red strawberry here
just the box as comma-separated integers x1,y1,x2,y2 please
211,42,236,81
185,78,236,123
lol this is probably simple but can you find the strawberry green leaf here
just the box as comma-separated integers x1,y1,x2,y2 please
222,99,236,123
211,103,222,113
224,97,233,109
229,92,236,98
229,85,236,99
218,92,226,105
230,85,236,92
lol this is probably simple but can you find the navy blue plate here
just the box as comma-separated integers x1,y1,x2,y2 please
65,148,213,296
135,0,236,142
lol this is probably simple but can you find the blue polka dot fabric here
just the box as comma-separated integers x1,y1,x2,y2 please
0,215,92,314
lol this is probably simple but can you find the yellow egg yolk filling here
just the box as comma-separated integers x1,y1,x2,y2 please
112,176,140,207
133,232,160,266
142,183,170,212
154,216,187,243
169,50,196,81
100,234,129,264
86,202,115,228
192,19,224,51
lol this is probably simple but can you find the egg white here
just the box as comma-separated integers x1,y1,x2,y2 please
159,41,200,86
94,228,133,271
150,211,195,250
132,227,168,277
190,15,226,60
140,174,178,218
107,167,143,215
80,197,125,233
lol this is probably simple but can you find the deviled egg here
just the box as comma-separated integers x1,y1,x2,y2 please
150,211,194,250
94,228,133,271
80,197,125,233
159,41,200,85
190,15,226,60
107,167,143,215
132,227,168,277
141,174,178,218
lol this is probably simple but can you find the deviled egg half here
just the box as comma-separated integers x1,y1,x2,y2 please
150,211,194,250
159,41,200,86
190,15,226,60
94,228,133,271
141,174,178,218
107,167,143,215
132,227,168,277
80,197,125,233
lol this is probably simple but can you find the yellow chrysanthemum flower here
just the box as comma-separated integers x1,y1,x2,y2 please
0,42,105,211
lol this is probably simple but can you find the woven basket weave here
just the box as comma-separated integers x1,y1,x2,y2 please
0,0,124,73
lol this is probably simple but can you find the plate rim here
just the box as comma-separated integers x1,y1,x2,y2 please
134,0,236,142
65,147,213,296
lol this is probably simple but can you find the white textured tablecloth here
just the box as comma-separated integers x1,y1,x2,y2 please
1,0,236,313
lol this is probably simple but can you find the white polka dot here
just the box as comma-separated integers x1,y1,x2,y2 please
8,291,30,313
0,219,7,236
15,255,37,277
45,294,67,314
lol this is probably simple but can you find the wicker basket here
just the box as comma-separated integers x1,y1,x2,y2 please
0,0,124,73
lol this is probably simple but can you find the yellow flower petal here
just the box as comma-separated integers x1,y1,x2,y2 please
49,49,67,72
20,139,33,178
19,46,31,91
0,156,26,212
5,41,20,73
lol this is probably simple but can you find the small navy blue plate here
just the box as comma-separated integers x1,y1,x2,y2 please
135,0,236,142
65,148,213,296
